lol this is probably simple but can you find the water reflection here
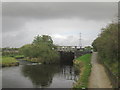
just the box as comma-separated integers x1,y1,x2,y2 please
21,64,79,88
21,65,60,88
61,66,79,81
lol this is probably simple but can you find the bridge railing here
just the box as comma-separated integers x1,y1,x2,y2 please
56,46,81,52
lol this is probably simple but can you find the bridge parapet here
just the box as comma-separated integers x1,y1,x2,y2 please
56,46,80,52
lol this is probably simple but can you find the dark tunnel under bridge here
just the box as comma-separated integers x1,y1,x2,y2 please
57,46,85,65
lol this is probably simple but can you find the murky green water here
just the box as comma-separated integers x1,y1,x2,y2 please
2,60,79,88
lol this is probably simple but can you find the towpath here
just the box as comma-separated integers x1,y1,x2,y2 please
88,52,112,88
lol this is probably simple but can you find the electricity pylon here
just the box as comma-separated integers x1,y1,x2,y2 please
79,33,82,48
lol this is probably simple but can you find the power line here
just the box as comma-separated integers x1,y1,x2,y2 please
79,33,82,48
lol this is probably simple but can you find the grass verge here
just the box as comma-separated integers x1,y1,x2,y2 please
23,57,41,63
73,54,92,88
1,56,19,67
14,55,24,59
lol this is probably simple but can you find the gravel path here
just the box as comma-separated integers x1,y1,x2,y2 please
88,52,112,88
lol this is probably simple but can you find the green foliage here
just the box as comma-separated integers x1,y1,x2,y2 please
2,48,20,56
84,46,93,51
14,55,24,59
1,56,19,67
33,35,55,49
1,56,18,64
33,35,53,44
21,65,60,87
92,23,118,76
20,35,60,64
73,54,92,88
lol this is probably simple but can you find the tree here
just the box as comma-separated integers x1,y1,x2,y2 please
84,46,92,50
33,35,53,48
92,22,118,77
20,35,60,64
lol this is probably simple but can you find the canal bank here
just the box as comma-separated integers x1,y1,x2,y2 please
1,56,19,67
73,54,92,88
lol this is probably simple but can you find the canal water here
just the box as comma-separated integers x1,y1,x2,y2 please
2,59,79,88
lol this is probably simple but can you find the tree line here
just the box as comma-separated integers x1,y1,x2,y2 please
92,22,118,77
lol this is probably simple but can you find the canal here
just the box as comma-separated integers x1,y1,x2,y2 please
2,59,80,88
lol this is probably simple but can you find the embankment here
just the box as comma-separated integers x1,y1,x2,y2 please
1,57,19,67
73,54,92,88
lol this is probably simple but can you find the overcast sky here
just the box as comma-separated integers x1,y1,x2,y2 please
2,2,118,48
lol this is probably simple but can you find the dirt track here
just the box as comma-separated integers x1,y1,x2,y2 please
88,52,112,88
